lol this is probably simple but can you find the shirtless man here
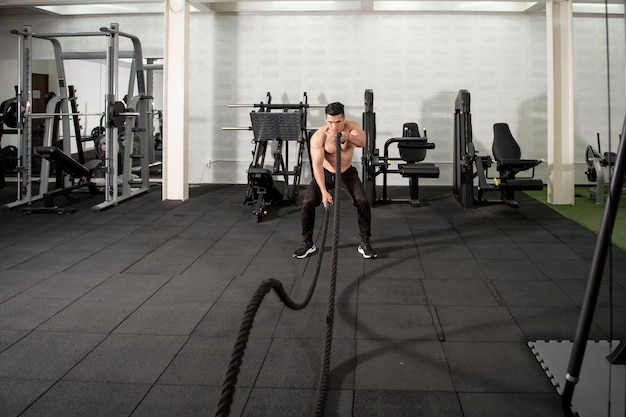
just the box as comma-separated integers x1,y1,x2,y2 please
293,102,377,259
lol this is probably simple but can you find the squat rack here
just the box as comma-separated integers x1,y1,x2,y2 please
3,23,152,213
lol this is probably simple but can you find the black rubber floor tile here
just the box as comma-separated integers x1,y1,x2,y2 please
130,384,249,417
19,380,150,417
8,249,93,275
0,295,75,331
454,226,509,244
356,304,438,340
217,274,285,303
508,306,605,340
532,258,593,280
126,239,210,275
369,235,417,258
567,242,599,259
516,242,582,259
466,242,528,260
411,227,461,244
274,303,356,339
0,377,54,417
183,253,251,277
353,389,463,417
98,231,171,255
254,337,355,390
493,224,560,243
443,341,555,392
458,392,563,417
591,305,626,339
358,276,426,305
20,270,113,300
158,336,272,387
555,278,626,306
491,280,575,307
421,258,486,280
51,224,141,253
0,269,53,303
0,329,28,351
476,258,546,280
80,272,173,304
149,272,233,304
363,256,423,279
40,301,146,333
114,300,211,336
423,279,499,306
323,389,356,417
355,340,453,391
63,251,148,275
241,387,316,417
435,305,526,342
418,242,475,259
241,252,307,280
192,299,282,339
292,265,361,305
65,333,187,384
0,331,106,379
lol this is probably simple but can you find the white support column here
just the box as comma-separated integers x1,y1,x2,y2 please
546,0,575,205
163,0,189,201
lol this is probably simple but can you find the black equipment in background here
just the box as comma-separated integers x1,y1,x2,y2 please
453,89,543,208
362,90,440,207
227,92,317,222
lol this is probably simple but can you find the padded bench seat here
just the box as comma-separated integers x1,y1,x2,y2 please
500,178,544,190
398,163,440,179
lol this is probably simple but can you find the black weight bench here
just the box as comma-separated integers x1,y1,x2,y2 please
24,146,101,214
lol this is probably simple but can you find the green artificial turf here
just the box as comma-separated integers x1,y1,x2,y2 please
524,186,626,251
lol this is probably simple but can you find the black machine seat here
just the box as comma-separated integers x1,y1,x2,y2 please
491,123,543,205
382,122,440,206
492,123,541,179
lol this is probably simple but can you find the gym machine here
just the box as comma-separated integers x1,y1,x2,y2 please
361,89,440,207
584,133,624,205
0,97,19,189
2,24,153,213
224,92,323,222
453,89,543,208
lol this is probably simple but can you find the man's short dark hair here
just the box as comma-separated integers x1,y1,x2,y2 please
325,102,344,116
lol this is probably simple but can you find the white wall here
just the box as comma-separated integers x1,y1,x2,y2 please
0,11,624,186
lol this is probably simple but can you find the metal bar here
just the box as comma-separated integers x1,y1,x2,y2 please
26,112,104,118
222,126,252,130
59,51,135,60
228,103,325,109
561,115,626,417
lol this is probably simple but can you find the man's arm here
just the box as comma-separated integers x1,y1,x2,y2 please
342,120,366,148
310,130,333,206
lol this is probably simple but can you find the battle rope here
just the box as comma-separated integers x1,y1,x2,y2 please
313,132,342,416
214,131,343,417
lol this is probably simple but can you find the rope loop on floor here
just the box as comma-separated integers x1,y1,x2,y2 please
214,132,343,417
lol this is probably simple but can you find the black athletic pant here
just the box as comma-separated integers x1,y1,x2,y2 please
301,166,371,243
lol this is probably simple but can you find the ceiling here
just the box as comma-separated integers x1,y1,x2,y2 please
0,0,623,16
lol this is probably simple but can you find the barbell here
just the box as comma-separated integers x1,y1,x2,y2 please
228,103,325,109
1,100,138,129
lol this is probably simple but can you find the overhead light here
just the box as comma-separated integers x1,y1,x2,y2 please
35,3,201,16
208,1,361,12
373,1,541,13
573,3,624,15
